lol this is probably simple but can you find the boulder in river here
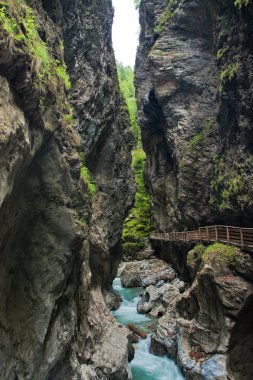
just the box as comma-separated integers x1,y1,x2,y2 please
120,259,176,288
137,282,181,318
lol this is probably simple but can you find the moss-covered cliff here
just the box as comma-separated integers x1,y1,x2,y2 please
0,1,134,379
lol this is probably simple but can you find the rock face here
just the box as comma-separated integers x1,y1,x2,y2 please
135,0,253,231
135,1,253,378
151,244,253,379
120,258,176,287
0,1,133,379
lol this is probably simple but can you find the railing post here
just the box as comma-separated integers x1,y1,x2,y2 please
215,225,218,242
226,226,230,244
240,228,244,249
206,227,209,242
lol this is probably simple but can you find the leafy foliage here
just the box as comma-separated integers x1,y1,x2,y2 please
117,63,151,255
117,62,140,146
123,149,151,254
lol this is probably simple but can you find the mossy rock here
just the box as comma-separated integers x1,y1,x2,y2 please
202,243,241,271
187,244,205,280
188,243,248,280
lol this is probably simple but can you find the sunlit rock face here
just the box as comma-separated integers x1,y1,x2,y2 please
135,0,253,232
0,0,134,379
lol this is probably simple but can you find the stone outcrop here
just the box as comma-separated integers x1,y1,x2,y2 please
120,258,176,287
135,0,253,231
150,244,253,379
0,1,134,379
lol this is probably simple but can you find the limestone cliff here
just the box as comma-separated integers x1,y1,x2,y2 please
135,0,253,379
0,1,133,379
135,0,253,231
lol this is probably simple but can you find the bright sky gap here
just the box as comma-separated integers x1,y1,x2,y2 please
112,0,140,67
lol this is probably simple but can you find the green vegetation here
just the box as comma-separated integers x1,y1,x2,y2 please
216,47,229,60
189,243,240,271
55,60,71,89
117,63,151,255
80,153,96,197
234,0,249,7
210,158,253,212
117,63,140,146
134,0,141,9
202,243,240,269
220,62,240,82
154,0,176,34
0,1,71,89
188,119,214,149
123,149,151,255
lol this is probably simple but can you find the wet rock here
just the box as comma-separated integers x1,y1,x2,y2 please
127,338,135,363
156,280,165,288
137,283,180,317
128,333,139,344
105,291,122,311
120,259,176,288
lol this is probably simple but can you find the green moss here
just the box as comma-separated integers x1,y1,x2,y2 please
55,59,71,89
154,0,176,34
80,153,96,197
202,243,240,269
0,1,71,89
188,118,214,149
210,157,253,212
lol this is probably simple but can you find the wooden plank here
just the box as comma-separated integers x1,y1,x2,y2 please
215,226,218,241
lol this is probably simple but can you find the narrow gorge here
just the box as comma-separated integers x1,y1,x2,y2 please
0,0,252,380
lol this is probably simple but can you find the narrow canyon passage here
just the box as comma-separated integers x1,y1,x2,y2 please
0,0,252,379
112,276,184,379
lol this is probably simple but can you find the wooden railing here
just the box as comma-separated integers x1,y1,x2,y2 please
150,225,253,251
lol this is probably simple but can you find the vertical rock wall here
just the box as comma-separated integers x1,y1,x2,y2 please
0,1,133,379
135,1,253,379
135,0,253,231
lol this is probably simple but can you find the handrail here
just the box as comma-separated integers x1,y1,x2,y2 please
150,225,253,251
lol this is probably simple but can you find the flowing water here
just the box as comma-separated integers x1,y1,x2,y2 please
112,278,185,380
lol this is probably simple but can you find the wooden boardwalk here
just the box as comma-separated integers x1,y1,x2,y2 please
150,225,253,251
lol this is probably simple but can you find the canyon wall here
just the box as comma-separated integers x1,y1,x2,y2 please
135,0,253,231
135,0,253,379
0,1,133,379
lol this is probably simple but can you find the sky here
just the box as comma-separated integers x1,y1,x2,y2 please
112,0,140,67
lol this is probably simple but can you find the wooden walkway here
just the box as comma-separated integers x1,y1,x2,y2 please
150,225,253,251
